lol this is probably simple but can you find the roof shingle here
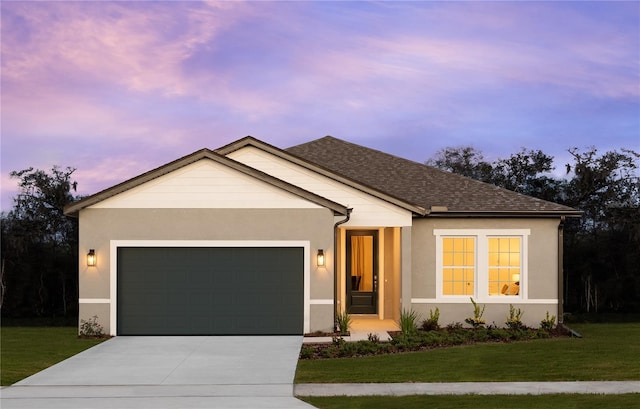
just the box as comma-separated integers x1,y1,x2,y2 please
286,136,579,215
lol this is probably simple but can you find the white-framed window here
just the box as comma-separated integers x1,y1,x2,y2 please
434,229,529,301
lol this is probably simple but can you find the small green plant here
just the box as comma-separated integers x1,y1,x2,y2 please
421,307,440,331
446,322,464,331
505,304,525,330
332,335,346,346
540,311,557,331
400,309,420,335
367,333,380,343
464,297,486,328
79,315,104,337
335,310,351,335
299,346,315,359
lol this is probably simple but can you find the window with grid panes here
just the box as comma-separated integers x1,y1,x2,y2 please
488,237,521,296
442,237,475,295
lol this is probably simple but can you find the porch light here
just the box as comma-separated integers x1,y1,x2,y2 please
317,249,325,267
87,249,96,267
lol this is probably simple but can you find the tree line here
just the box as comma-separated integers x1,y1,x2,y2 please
1,146,638,318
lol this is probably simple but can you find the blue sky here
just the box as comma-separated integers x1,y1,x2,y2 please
2,1,638,210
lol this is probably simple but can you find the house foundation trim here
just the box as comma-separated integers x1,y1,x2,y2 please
79,298,110,304
411,298,558,304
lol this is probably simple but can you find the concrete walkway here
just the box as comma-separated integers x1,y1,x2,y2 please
1,336,314,409
294,381,640,396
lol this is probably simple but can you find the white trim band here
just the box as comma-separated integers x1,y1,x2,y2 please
411,298,558,305
310,299,334,305
79,298,111,304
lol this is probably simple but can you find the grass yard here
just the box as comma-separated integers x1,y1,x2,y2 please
1,327,107,385
295,323,640,383
300,393,640,409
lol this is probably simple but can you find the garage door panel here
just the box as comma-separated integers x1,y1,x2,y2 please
117,247,303,335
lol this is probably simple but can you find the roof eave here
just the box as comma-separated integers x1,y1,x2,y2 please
423,210,583,218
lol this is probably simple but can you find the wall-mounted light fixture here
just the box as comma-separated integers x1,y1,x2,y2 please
317,249,325,267
87,249,96,267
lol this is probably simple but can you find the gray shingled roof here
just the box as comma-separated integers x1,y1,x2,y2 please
286,136,580,215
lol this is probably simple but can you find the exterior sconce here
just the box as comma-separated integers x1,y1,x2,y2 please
87,249,96,267
317,249,325,267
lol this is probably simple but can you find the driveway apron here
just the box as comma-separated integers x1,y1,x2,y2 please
1,336,315,409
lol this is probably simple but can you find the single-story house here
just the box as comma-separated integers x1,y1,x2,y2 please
64,136,581,336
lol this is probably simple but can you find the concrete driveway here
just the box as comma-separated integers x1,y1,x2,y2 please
1,336,315,408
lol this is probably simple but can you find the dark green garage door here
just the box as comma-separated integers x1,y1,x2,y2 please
117,247,304,335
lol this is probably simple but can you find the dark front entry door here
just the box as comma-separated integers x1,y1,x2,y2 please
346,230,378,314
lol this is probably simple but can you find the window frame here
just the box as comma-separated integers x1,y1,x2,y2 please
434,229,530,302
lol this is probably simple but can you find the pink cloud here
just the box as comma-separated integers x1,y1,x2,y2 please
2,2,252,96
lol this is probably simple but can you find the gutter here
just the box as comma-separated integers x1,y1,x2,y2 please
424,210,583,218
333,208,352,331
558,216,566,324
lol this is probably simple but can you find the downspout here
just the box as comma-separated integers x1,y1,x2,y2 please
558,216,565,324
333,208,352,331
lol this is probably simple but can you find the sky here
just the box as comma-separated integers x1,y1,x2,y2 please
2,1,639,211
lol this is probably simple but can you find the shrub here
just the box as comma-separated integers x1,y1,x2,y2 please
489,327,511,342
299,346,315,359
464,297,486,328
367,333,380,343
332,336,346,346
446,322,464,331
339,340,358,357
421,307,440,331
418,331,445,347
320,346,340,358
540,311,557,331
355,340,380,355
536,329,551,339
335,310,351,335
79,315,104,337
505,304,526,330
400,309,420,335
391,333,421,351
472,328,490,342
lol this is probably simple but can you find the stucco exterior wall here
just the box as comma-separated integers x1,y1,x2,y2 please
78,207,335,334
410,217,561,327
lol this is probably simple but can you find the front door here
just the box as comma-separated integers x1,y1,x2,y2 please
346,230,378,314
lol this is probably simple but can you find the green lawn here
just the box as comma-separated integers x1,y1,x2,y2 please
1,327,107,385
300,394,640,409
295,323,640,383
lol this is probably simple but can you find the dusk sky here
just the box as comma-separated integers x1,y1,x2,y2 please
2,1,639,211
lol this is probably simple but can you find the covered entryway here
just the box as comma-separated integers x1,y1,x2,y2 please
117,246,304,335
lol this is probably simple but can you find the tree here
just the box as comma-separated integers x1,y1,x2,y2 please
561,147,640,312
426,146,495,182
492,148,559,199
1,166,79,317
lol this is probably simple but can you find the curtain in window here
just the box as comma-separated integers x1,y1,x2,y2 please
351,236,373,291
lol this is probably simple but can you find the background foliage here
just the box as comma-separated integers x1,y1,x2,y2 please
1,167,79,318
